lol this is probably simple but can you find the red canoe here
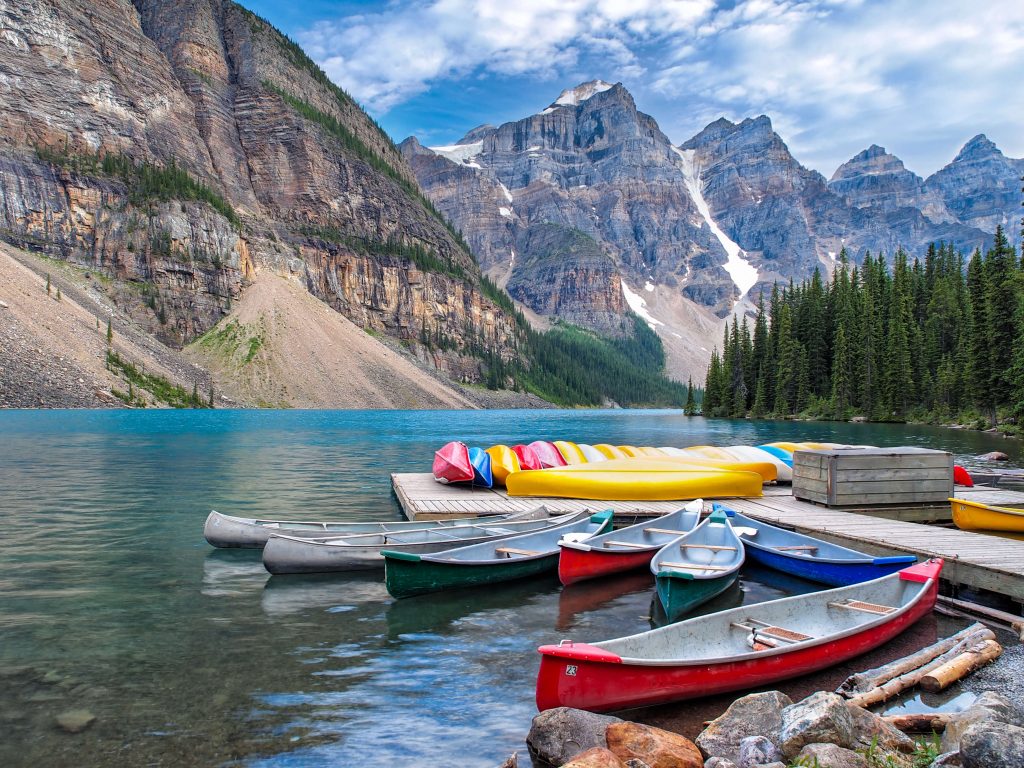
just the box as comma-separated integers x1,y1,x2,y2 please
529,441,568,469
432,441,474,485
512,444,544,471
954,465,974,487
536,558,943,713
557,503,703,586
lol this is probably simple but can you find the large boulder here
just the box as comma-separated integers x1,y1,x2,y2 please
527,708,623,767
845,704,915,754
737,735,783,768
960,721,1024,768
560,747,627,768
979,451,1009,461
795,743,868,768
779,692,855,759
941,691,1019,753
695,691,793,762
605,721,703,768
703,759,737,768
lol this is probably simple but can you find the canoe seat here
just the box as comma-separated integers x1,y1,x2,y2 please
494,546,540,557
776,545,819,552
645,527,691,535
602,540,649,549
659,561,733,572
828,599,895,615
731,620,813,649
680,544,737,551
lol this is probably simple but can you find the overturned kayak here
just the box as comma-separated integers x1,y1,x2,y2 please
554,441,588,465
263,507,569,574
729,509,916,585
506,459,764,501
433,441,474,484
468,447,493,488
536,558,944,712
486,444,521,485
383,510,615,598
204,509,523,549
529,441,568,469
558,500,704,586
651,508,744,622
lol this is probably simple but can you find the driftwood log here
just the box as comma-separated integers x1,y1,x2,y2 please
919,638,1003,692
837,623,997,707
881,712,952,733
936,595,1024,639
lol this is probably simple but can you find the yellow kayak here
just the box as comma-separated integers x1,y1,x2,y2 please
606,455,776,483
684,445,739,461
578,444,607,462
617,446,642,457
506,459,763,501
485,445,521,486
795,442,831,451
950,497,1024,533
594,444,629,460
635,447,668,457
553,441,588,465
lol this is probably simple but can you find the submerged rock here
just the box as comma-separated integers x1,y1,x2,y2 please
55,708,96,734
527,707,622,766
696,690,792,761
605,721,703,768
979,451,1009,461
778,692,855,759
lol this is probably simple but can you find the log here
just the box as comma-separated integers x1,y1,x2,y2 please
836,623,991,697
843,627,996,708
882,712,952,733
936,595,1024,639
919,638,1003,692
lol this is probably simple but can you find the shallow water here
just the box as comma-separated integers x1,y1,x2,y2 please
0,410,1019,767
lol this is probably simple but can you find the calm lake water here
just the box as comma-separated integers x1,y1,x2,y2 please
1,410,1021,767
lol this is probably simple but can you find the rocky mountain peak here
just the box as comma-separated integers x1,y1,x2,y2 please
550,79,617,108
954,134,1001,163
830,145,913,183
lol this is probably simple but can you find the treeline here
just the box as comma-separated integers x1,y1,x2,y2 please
704,227,1022,426
35,146,240,227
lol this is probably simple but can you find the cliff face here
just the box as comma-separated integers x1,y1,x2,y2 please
0,0,520,381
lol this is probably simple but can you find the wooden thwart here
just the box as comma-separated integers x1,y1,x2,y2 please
602,540,649,549
494,546,540,556
645,527,690,535
660,561,732,571
680,543,737,551
776,545,819,552
828,599,896,615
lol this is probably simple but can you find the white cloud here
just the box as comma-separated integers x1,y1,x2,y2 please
294,0,1024,174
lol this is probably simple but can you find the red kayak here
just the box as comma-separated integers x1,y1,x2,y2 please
557,503,702,586
529,441,568,469
953,465,974,487
536,559,942,713
512,444,543,471
432,441,474,484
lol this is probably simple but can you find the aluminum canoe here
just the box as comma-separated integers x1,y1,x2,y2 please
536,558,944,712
262,506,563,574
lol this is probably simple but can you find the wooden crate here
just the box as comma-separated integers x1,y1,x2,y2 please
792,447,953,507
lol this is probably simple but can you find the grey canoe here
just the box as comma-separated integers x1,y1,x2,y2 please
203,506,549,549
262,509,585,574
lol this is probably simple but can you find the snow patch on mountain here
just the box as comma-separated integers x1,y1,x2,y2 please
673,146,760,301
621,281,663,329
553,80,614,107
498,182,513,203
429,141,484,165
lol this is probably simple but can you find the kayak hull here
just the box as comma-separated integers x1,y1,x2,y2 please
951,497,1024,533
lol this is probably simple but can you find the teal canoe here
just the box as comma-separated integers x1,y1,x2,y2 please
651,508,744,622
384,510,614,599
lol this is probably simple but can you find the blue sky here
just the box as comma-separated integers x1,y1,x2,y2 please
241,0,1024,178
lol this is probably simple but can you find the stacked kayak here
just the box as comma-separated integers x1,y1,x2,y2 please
505,458,764,501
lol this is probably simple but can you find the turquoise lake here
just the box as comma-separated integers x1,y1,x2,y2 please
2,409,1021,767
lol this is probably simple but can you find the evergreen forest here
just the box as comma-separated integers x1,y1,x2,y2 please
703,226,1024,429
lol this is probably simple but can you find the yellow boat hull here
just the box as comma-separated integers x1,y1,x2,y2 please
594,455,776,483
594,444,629,460
553,441,588,465
617,445,642,457
485,445,521,486
684,445,739,460
950,497,1024,533
506,460,764,501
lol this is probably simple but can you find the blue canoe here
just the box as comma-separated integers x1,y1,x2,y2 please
755,445,794,466
469,447,493,488
726,506,916,586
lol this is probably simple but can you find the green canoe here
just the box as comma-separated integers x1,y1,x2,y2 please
651,508,744,622
383,510,614,599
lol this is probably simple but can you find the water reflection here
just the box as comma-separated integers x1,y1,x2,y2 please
1,410,1018,768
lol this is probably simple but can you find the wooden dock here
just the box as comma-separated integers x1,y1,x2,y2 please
391,473,1024,602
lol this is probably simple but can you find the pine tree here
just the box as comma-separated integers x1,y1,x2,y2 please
831,324,851,419
685,377,696,416
966,249,991,419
